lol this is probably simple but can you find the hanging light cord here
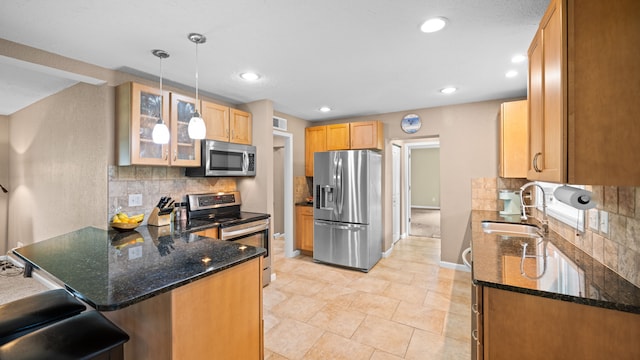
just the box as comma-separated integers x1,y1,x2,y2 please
194,39,200,114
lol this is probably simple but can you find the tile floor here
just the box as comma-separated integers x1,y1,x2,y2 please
264,235,472,360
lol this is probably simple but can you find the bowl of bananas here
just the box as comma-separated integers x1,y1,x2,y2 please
110,212,144,231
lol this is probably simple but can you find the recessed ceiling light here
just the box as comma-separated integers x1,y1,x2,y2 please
440,87,457,94
420,17,448,33
505,70,518,78
511,54,526,63
319,106,331,112
240,72,260,81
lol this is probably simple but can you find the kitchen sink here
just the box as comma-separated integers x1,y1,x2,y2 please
481,221,542,238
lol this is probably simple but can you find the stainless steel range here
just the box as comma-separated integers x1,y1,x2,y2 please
186,191,271,286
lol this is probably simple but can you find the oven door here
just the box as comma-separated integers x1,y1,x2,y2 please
220,219,270,269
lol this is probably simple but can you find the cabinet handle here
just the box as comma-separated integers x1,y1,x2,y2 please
164,149,169,161
472,329,479,341
173,149,177,162
472,303,479,314
532,152,542,172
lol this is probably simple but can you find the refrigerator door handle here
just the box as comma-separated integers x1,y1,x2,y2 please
314,220,364,231
336,157,343,215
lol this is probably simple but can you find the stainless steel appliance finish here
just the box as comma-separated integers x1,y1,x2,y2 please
313,150,382,272
185,140,256,177
186,191,271,285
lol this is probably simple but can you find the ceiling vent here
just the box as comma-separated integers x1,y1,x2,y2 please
273,116,287,131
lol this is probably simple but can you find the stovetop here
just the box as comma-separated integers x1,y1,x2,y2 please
186,211,270,231
185,192,270,231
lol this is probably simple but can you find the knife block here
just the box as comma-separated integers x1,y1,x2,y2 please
148,208,172,227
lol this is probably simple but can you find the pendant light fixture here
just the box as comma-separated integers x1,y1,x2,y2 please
151,49,170,144
187,33,207,140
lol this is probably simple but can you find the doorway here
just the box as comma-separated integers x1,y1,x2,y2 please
404,139,441,238
272,130,295,260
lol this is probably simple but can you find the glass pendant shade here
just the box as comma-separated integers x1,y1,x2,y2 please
152,120,170,144
188,33,207,140
188,111,206,139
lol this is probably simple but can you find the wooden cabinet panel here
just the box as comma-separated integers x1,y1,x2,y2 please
201,101,230,142
295,205,314,253
483,287,640,359
194,228,219,239
230,108,252,145
305,126,327,177
326,123,350,150
499,100,528,178
350,121,383,150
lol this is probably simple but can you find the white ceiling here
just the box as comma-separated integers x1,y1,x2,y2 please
0,0,548,120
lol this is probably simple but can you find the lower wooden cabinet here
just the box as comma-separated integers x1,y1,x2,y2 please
479,286,640,359
295,205,314,253
194,227,219,239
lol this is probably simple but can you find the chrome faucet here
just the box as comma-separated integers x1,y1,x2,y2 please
519,182,548,234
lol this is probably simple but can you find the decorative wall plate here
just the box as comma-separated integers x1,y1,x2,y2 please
401,113,421,134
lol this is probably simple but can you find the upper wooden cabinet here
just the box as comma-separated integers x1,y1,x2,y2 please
499,100,528,178
305,120,384,176
230,108,252,145
201,101,252,145
527,0,640,185
326,124,350,150
305,126,327,176
116,82,200,167
350,121,383,150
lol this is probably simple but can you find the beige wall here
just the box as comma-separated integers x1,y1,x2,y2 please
1,116,8,253
411,147,440,207
321,99,502,264
8,83,113,249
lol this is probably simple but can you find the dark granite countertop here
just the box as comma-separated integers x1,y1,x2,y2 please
12,225,266,311
471,210,640,314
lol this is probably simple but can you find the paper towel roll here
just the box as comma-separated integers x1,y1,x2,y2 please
553,185,596,210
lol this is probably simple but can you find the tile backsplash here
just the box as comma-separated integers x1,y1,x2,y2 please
108,165,236,224
472,177,640,288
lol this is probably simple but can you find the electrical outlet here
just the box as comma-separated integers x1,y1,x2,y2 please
599,210,609,234
588,209,599,231
129,194,143,207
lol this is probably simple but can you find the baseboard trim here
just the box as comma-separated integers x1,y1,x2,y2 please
382,246,394,258
411,206,441,210
439,261,471,272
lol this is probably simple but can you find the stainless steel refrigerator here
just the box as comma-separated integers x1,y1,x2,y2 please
313,150,382,272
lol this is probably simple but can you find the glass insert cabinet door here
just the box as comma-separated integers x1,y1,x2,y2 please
170,93,201,167
130,83,170,165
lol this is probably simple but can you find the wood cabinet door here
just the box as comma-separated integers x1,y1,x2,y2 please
539,0,566,183
201,101,230,142
119,82,170,166
499,100,528,178
527,32,544,180
230,108,252,145
326,123,350,150
305,126,327,176
295,206,314,252
169,93,201,167
350,121,383,150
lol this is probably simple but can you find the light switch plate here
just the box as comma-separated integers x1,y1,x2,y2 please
588,209,599,231
129,194,143,207
599,210,609,234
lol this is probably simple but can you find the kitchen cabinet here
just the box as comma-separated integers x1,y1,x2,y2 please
350,121,383,150
305,126,327,176
194,227,219,239
201,102,252,145
116,82,200,167
305,120,384,176
476,285,640,359
526,0,640,185
326,123,350,150
499,100,528,178
105,257,264,360
295,205,314,253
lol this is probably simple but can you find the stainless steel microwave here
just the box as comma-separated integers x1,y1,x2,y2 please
185,141,256,177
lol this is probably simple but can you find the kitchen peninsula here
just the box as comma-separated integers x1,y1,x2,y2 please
13,225,266,360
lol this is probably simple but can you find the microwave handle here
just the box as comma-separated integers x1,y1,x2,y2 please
243,151,248,172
